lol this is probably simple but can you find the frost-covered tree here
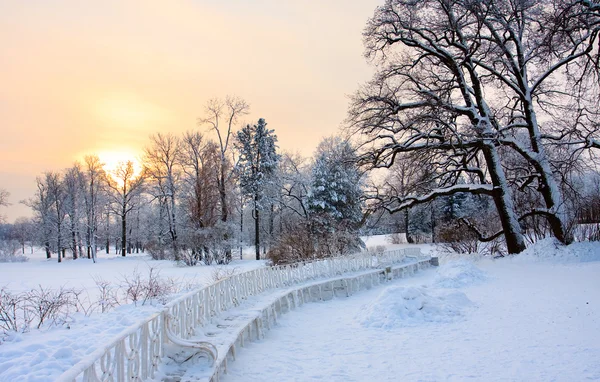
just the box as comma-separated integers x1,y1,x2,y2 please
143,133,182,259
0,189,8,224
23,178,53,258
235,118,280,260
307,137,364,256
45,172,67,262
349,0,531,253
83,155,105,262
308,137,363,232
198,96,249,261
63,164,85,259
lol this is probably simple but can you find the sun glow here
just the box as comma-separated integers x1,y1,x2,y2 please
97,150,142,176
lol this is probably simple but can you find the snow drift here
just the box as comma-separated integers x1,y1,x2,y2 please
512,238,600,264
356,285,473,329
433,259,488,288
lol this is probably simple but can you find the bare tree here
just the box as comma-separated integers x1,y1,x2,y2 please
198,96,249,261
179,131,221,260
46,172,67,262
0,189,8,223
382,152,434,242
349,0,527,253
143,133,182,259
23,178,53,258
64,164,84,259
457,0,600,244
12,217,34,254
83,155,105,262
106,161,145,257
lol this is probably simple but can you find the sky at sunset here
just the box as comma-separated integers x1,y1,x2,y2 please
0,0,380,222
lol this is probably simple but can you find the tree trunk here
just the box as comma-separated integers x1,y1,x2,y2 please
45,241,51,259
77,231,83,260
404,208,412,243
254,197,260,261
106,211,110,254
269,203,275,244
121,211,127,257
431,203,436,243
71,227,78,260
220,163,232,261
482,144,526,254
240,196,244,260
521,93,573,244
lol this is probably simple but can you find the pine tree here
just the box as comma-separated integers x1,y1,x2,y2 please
307,137,363,255
235,118,280,260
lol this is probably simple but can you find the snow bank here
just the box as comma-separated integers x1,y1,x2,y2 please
0,304,160,381
512,238,600,264
356,285,473,328
433,259,488,288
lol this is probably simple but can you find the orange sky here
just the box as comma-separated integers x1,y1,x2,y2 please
0,0,379,222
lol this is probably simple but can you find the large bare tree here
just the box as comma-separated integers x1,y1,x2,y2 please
349,0,527,253
460,0,600,244
143,133,182,259
198,96,249,261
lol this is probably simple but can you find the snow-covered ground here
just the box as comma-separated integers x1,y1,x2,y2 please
0,249,266,381
224,239,600,381
0,249,264,296
1,237,599,381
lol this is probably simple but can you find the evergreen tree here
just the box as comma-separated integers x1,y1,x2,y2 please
235,118,280,260
307,137,363,255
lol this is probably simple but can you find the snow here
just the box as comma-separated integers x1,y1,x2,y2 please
356,286,473,328
433,258,488,288
224,241,600,381
2,239,600,381
0,249,266,381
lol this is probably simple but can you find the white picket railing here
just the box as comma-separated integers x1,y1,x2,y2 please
57,248,425,382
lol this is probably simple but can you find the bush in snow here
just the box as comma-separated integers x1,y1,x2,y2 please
267,225,316,265
437,220,505,256
387,233,407,244
0,287,25,335
1,285,85,340
0,240,28,263
120,266,177,306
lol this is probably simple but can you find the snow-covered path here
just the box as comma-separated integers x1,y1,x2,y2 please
224,256,600,381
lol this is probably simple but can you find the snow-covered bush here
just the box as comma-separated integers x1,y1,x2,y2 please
1,285,83,341
0,240,28,263
387,233,406,244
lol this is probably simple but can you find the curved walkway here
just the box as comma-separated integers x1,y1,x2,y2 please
156,259,434,381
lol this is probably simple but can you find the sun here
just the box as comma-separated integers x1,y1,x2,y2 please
97,150,142,176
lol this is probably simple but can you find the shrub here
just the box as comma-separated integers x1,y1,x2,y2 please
0,240,28,263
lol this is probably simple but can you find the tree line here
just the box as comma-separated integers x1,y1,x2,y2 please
3,0,600,261
1,97,364,264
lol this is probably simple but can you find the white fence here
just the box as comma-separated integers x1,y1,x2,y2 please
57,248,424,382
